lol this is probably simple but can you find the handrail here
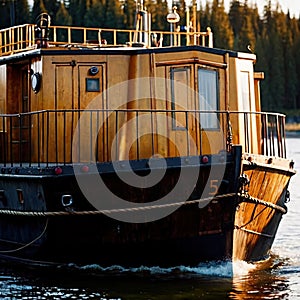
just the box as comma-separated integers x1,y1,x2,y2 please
0,23,213,57
0,109,287,167
0,24,36,56
0,109,286,117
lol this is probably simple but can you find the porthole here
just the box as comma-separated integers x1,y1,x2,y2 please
31,72,41,93
89,66,99,76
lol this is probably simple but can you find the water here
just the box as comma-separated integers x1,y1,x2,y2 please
0,137,299,299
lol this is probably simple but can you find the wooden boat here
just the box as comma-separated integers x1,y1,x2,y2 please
0,8,295,267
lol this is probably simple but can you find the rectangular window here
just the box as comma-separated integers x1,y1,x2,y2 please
240,71,251,152
198,68,219,129
86,78,100,92
171,67,190,130
240,71,250,111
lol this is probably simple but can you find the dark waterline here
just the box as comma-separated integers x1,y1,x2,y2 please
0,137,299,299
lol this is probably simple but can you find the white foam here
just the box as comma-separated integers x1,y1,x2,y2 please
178,261,233,277
69,260,257,278
232,260,257,277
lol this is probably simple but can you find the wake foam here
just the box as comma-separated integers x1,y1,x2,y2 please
65,260,257,278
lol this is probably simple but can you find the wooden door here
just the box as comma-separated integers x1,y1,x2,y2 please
10,66,30,163
77,64,106,162
20,67,30,162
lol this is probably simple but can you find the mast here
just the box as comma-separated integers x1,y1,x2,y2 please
133,0,151,46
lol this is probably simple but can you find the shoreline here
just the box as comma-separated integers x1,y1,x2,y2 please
286,123,300,131
285,123,300,136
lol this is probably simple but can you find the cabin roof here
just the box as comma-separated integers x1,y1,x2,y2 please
0,45,256,65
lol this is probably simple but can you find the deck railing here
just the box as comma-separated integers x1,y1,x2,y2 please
0,24,213,56
0,24,36,55
0,109,286,167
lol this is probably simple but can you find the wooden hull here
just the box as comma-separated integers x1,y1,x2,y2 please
233,154,293,261
1,215,231,267
0,148,294,267
0,150,239,266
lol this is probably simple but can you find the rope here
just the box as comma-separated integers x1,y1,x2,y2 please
237,193,287,214
0,192,287,217
0,219,48,253
234,193,286,239
0,193,236,217
236,226,274,238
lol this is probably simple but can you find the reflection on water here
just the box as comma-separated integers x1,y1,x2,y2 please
0,137,299,299
230,256,291,299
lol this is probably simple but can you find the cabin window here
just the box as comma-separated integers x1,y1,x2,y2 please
86,78,100,92
240,71,250,111
170,67,190,130
240,71,251,152
198,68,219,129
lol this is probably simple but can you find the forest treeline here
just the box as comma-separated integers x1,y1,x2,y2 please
1,0,300,113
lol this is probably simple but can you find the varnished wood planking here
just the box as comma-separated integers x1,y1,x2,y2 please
233,165,291,261
0,65,6,115
0,48,276,164
1,51,221,163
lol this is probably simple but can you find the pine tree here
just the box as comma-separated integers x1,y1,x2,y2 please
15,0,30,25
294,34,300,107
43,0,59,21
104,0,123,29
265,7,285,110
289,14,300,107
236,0,256,51
69,0,87,26
229,0,243,37
284,13,298,109
250,3,261,38
143,0,168,31
53,1,72,42
269,33,284,110
0,1,12,28
31,0,48,23
55,1,72,26
83,0,105,28
123,0,136,29
210,0,234,49
0,0,30,27
255,35,270,110
199,2,211,33
152,0,169,31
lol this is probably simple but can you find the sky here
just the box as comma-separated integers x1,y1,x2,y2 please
167,1,299,18
199,1,299,17
231,0,299,17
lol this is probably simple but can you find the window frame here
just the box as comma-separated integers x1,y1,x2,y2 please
170,66,191,131
86,78,100,92
197,66,220,130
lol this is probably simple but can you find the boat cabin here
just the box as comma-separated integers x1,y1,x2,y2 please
0,13,286,167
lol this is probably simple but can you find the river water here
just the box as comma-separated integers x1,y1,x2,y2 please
0,137,299,299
